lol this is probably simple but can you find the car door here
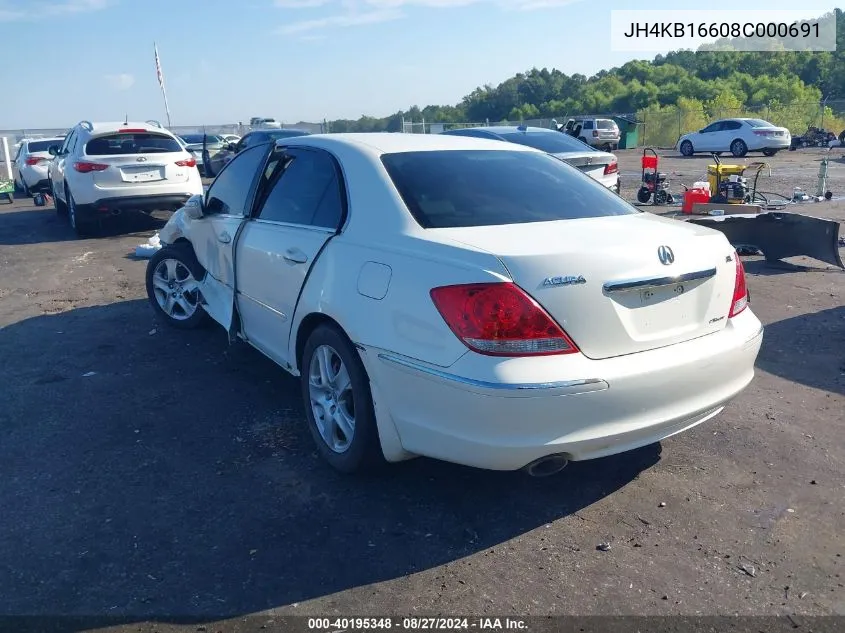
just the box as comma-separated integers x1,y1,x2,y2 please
188,143,271,327
11,142,23,185
719,120,743,149
695,122,724,151
235,146,345,368
50,130,76,200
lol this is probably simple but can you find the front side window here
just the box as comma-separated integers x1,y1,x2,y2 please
205,144,268,216
701,122,722,133
382,149,637,229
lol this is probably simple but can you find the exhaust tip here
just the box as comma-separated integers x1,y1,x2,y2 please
523,454,569,478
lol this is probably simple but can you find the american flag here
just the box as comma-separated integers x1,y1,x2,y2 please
154,44,164,90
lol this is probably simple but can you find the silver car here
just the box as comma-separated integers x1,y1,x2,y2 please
179,134,227,176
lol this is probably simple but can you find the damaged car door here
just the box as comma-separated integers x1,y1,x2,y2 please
189,143,271,328
234,146,345,368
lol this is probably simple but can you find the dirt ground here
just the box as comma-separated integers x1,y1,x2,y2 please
0,147,843,632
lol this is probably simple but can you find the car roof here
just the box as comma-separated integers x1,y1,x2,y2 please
78,121,173,135
276,132,540,156
23,136,65,144
444,126,556,136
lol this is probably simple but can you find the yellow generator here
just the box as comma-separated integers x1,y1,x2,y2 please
707,156,749,204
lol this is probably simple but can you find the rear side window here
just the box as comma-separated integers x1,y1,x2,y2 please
596,120,616,129
381,150,637,229
582,121,594,129
86,133,182,155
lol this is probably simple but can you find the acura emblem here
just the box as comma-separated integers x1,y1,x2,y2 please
137,157,147,162
657,245,674,265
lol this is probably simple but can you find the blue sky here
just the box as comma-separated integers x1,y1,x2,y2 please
0,0,834,128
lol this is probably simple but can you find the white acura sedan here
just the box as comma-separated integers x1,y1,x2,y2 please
147,133,764,475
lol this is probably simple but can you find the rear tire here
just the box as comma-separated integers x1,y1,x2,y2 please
636,187,651,203
730,139,748,157
300,323,385,474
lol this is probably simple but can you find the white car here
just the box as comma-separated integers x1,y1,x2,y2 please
221,134,241,145
48,120,204,237
147,133,763,475
12,137,64,196
441,126,620,193
677,118,791,158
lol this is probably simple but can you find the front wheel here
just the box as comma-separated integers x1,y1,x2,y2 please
301,324,384,474
146,244,209,329
637,187,651,203
730,139,748,157
680,140,694,157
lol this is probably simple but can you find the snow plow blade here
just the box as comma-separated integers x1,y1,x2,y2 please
688,212,844,269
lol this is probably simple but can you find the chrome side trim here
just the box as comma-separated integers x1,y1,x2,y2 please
603,267,717,294
377,352,606,392
236,292,288,321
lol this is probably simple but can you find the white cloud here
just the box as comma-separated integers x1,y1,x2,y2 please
0,0,113,21
273,0,584,34
104,73,135,91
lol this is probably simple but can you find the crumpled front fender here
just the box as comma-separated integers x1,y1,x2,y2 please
158,208,190,245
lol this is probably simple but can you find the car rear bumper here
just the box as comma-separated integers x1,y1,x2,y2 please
361,308,763,470
75,193,197,219
25,177,51,192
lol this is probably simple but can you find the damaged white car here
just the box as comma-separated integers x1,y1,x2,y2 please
147,133,764,475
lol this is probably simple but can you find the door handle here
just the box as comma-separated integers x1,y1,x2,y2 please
283,249,308,264
218,231,231,244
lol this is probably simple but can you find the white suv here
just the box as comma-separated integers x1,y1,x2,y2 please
48,120,204,236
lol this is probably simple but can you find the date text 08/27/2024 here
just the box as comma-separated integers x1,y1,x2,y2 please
622,21,821,39
307,617,528,631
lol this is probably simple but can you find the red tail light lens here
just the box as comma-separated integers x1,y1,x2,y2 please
429,282,579,356
604,160,618,175
73,161,109,173
25,157,45,165
175,158,197,167
118,128,148,133
729,253,748,317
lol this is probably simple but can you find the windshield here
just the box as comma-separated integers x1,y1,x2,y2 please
27,140,61,153
86,133,183,155
745,119,776,128
497,130,597,154
381,149,637,229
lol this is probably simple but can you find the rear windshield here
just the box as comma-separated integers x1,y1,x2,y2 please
744,119,774,128
596,120,616,129
267,130,310,140
86,133,182,155
381,150,637,229
27,140,60,153
497,131,597,154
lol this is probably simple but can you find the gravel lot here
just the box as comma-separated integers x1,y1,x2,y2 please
1,148,843,630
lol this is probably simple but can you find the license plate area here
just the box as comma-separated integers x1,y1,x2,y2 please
640,283,687,305
121,166,164,183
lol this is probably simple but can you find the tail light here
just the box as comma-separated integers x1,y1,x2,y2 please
604,160,618,175
729,253,749,317
118,128,147,133
429,282,579,356
175,158,197,167
73,161,109,173
592,130,599,137
25,157,45,165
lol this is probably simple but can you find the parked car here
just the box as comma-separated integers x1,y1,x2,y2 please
441,126,620,193
221,134,241,145
677,118,791,157
179,133,227,176
249,117,282,130
557,117,620,151
147,133,762,475
12,137,64,195
47,120,204,237
205,128,311,176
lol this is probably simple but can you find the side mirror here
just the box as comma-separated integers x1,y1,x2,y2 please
183,194,205,220
48,145,59,156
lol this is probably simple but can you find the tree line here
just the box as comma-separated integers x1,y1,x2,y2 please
327,8,845,143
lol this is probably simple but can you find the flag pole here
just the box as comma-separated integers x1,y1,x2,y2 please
154,42,173,128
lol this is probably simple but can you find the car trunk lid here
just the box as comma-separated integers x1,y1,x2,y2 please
429,213,738,360
552,151,613,181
